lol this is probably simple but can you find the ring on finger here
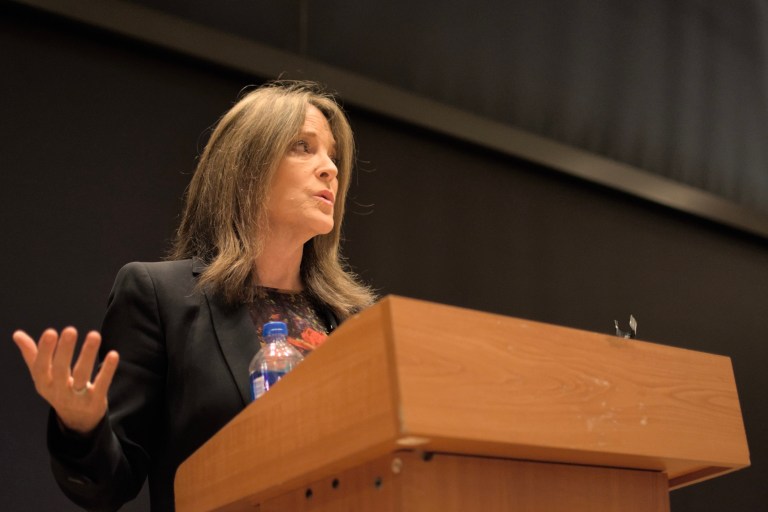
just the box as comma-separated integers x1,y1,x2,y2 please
73,384,89,395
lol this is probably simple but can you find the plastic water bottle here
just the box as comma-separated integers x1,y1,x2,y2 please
249,321,304,401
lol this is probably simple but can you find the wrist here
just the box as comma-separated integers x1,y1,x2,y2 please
55,412,100,438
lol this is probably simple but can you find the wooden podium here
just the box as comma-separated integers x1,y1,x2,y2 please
175,296,750,511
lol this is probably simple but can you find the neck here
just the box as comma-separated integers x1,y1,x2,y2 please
254,233,306,291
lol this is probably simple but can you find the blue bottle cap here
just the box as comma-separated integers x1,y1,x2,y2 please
262,321,288,337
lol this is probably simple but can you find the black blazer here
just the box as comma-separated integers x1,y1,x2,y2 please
48,259,338,511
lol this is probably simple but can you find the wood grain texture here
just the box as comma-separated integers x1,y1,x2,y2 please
400,452,670,512
260,454,397,512
175,296,749,510
263,452,669,512
387,296,750,487
175,300,402,511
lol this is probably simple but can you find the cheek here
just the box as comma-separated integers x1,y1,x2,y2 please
266,189,301,218
271,180,301,206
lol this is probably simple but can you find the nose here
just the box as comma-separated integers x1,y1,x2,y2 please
317,153,338,182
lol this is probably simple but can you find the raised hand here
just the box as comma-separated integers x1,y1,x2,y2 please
12,327,119,435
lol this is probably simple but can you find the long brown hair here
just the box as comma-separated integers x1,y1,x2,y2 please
170,81,375,319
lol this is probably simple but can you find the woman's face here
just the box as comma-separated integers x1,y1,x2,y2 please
266,104,340,243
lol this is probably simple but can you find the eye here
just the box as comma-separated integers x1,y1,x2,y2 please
329,154,340,166
292,140,310,153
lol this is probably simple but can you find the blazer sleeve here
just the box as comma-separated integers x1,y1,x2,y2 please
48,262,168,511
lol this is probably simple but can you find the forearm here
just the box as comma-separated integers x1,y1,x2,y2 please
47,262,167,509
48,408,147,511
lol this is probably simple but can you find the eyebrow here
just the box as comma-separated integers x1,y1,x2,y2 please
299,130,336,149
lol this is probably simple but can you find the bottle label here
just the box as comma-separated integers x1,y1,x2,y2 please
250,369,287,401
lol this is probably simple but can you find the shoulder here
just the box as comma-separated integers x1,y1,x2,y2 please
105,259,207,327
117,259,195,280
110,259,199,299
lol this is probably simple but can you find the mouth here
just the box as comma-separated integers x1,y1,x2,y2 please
314,189,335,206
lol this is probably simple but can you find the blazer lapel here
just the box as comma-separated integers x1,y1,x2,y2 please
195,261,257,405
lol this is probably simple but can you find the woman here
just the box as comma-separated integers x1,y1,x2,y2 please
12,81,375,511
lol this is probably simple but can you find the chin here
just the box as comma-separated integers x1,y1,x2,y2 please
309,219,335,237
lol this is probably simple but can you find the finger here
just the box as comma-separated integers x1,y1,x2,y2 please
30,329,59,381
51,327,78,383
91,350,119,400
12,330,40,371
72,331,102,390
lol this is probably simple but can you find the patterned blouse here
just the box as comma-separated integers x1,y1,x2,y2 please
247,287,330,357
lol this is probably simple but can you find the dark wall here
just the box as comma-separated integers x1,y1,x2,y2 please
126,0,768,217
2,4,765,511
